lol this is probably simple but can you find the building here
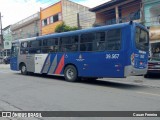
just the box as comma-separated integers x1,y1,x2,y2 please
40,0,95,35
0,13,2,51
143,0,160,57
0,25,12,58
89,0,142,26
3,25,12,50
11,12,40,40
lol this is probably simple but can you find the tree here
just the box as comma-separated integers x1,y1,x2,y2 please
55,22,78,33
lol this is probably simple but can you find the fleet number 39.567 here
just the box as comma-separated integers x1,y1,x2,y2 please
106,54,119,59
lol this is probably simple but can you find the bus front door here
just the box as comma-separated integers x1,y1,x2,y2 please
10,45,19,71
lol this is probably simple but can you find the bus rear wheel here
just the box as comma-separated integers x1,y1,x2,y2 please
20,64,27,75
64,65,78,82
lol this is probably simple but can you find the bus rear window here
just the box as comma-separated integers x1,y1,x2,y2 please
135,27,149,51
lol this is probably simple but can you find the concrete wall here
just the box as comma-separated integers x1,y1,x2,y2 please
61,0,95,29
11,20,40,40
11,13,40,40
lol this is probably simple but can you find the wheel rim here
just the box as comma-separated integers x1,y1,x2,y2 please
66,68,74,80
22,65,26,73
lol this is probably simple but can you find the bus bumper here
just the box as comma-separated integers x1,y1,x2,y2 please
124,65,147,77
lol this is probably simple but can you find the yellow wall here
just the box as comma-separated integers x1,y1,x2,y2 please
42,21,62,35
40,2,62,35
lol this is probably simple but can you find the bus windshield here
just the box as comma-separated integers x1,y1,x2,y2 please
135,27,149,51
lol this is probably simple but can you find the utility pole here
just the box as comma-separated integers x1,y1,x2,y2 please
77,13,81,29
0,12,3,46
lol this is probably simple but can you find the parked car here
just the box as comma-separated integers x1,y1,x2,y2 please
3,56,11,64
144,57,160,78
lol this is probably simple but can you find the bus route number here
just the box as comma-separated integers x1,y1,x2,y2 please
106,54,119,59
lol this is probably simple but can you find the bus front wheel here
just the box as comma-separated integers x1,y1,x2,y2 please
64,65,78,82
20,64,27,75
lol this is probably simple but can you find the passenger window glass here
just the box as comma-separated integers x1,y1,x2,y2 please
80,33,95,51
29,40,41,54
135,27,149,51
106,29,121,51
30,41,41,48
60,36,79,52
43,38,58,46
20,42,29,54
94,32,106,51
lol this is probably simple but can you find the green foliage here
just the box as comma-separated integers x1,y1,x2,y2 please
55,22,79,33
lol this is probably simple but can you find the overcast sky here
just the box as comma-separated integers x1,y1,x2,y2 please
0,0,110,28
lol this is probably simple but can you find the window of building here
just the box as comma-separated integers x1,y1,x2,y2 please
53,15,58,22
50,13,62,24
42,18,48,26
5,42,9,46
106,29,121,51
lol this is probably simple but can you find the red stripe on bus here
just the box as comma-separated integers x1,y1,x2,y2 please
54,55,64,74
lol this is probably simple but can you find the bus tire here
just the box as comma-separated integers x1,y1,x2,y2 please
20,64,27,75
64,65,78,82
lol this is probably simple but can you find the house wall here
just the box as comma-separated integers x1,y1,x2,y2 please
40,2,62,35
61,0,95,29
144,0,160,27
121,1,140,19
11,20,40,40
93,0,141,25
11,13,40,40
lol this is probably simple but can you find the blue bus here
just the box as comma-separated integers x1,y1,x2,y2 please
10,22,149,82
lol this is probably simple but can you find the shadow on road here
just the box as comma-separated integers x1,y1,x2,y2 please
79,79,146,90
15,73,146,90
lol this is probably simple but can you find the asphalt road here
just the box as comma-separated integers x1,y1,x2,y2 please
0,68,160,120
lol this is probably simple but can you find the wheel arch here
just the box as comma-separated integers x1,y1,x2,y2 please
63,63,79,76
19,62,26,70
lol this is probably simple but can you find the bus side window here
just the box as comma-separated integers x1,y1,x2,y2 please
70,36,78,51
42,38,59,53
60,37,69,52
29,40,41,54
80,33,94,51
20,42,28,54
106,29,121,51
95,32,106,51
60,36,78,52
